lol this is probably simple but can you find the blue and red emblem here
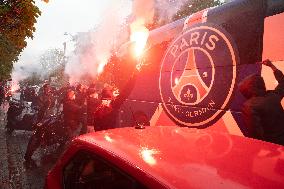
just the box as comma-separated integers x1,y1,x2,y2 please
159,24,239,128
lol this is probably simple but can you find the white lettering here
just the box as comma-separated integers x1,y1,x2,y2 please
180,38,189,51
170,45,179,58
201,32,208,45
190,32,200,45
205,35,219,51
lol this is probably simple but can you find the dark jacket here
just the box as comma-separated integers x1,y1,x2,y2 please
37,92,52,121
239,70,284,145
76,90,86,106
63,99,82,129
93,71,137,131
87,97,100,125
76,90,87,124
58,85,74,104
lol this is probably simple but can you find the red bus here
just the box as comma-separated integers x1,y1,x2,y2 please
117,0,284,138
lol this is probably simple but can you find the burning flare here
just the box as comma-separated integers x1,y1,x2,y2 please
11,81,20,93
130,20,150,58
97,63,105,74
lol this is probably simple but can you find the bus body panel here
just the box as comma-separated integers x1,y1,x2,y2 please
118,0,284,137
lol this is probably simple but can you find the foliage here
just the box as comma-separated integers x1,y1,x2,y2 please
173,0,223,21
0,0,41,81
19,72,42,86
39,48,65,76
20,49,66,87
49,63,69,87
39,48,67,86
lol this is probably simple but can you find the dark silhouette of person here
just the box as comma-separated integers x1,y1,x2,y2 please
63,89,83,138
36,84,52,122
239,59,284,145
85,88,100,132
92,47,140,132
56,82,74,111
24,85,53,167
75,84,87,133
93,71,138,132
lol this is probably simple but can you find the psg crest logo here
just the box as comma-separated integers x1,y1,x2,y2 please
159,24,238,128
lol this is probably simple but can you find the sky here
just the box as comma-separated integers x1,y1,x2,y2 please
17,0,132,65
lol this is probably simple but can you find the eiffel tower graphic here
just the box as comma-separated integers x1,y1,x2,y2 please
172,49,211,104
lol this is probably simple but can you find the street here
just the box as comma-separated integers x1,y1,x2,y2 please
0,102,58,189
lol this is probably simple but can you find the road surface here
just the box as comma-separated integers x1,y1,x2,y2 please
0,102,59,189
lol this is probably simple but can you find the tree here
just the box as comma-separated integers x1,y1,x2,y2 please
49,63,69,87
0,0,41,81
173,0,223,21
20,72,42,86
39,48,67,86
39,48,65,76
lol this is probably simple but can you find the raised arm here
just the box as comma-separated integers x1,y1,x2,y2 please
262,59,284,97
111,70,138,110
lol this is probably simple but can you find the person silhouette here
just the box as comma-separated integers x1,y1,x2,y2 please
239,59,284,145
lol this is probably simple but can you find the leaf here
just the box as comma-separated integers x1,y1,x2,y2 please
0,0,41,80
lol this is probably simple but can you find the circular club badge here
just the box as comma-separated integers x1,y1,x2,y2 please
159,24,238,128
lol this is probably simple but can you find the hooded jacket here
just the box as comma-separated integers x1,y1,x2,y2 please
239,69,284,145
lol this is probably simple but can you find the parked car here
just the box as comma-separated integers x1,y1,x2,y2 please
45,126,284,189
